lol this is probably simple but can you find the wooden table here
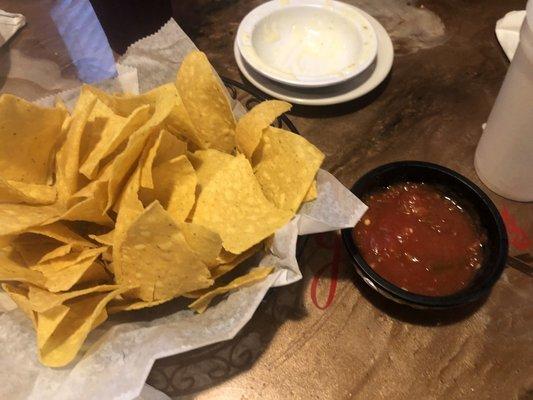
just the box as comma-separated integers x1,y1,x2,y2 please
0,1,531,399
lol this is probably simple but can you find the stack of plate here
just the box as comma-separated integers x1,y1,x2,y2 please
234,0,394,106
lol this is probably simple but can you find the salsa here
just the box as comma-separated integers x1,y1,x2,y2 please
353,182,485,296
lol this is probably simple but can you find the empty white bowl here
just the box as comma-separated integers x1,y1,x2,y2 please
236,0,378,88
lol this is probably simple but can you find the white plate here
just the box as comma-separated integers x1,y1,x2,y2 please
236,0,378,88
234,9,394,106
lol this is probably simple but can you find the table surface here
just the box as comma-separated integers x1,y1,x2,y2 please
0,1,532,399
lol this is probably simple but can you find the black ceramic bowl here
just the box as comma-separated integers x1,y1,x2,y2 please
341,161,508,309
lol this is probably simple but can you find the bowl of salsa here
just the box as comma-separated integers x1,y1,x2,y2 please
341,161,508,309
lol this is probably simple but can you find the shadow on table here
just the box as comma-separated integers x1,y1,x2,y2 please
345,245,487,326
142,238,311,399
237,69,392,119
292,73,392,119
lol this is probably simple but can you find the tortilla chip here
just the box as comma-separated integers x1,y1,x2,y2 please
138,132,164,190
79,103,152,179
33,248,108,292
55,88,98,203
0,179,56,205
59,165,113,226
28,284,119,313
61,180,114,227
79,106,107,170
105,84,179,211
164,96,204,149
303,179,318,203
89,230,114,246
210,244,261,279
179,222,222,267
192,154,292,254
216,249,240,265
86,83,172,117
0,203,63,237
13,222,93,266
38,244,73,264
113,167,144,281
1,283,36,326
139,129,187,189
107,296,172,314
140,155,197,222
0,94,67,184
0,235,14,250
12,234,63,266
0,253,45,286
74,157,112,198
37,299,106,352
83,85,144,117
38,286,130,367
62,200,113,227
189,266,273,313
103,261,114,274
28,222,95,249
183,244,262,300
102,248,113,263
119,202,213,301
236,100,291,159
55,97,68,111
253,127,324,213
0,244,25,262
43,260,109,293
189,149,233,193
91,308,109,330
153,130,187,165
176,51,236,153
36,304,69,349
81,260,111,283
31,247,106,273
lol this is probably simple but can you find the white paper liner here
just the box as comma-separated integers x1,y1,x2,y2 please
134,384,171,400
495,10,526,61
0,19,367,400
34,63,140,111
0,10,25,47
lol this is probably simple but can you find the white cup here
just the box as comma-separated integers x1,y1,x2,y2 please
474,0,533,202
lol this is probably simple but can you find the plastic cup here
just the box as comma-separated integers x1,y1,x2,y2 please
474,0,533,202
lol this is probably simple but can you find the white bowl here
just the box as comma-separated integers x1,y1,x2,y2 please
236,0,378,88
234,8,394,106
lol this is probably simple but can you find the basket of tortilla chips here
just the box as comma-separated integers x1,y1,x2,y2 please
0,51,325,368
